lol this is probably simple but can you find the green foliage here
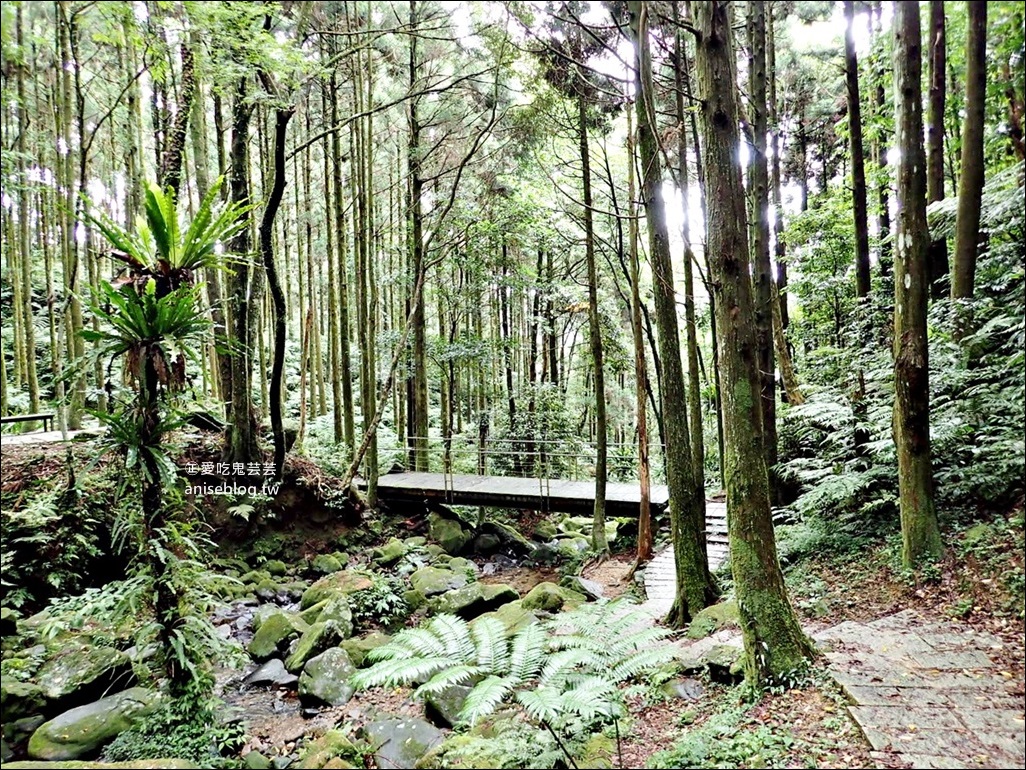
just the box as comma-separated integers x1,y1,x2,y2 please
0,474,117,611
348,574,410,631
103,685,245,767
354,601,673,733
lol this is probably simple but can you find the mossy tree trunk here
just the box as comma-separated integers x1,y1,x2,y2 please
893,3,944,568
693,0,815,686
926,0,949,300
629,1,717,627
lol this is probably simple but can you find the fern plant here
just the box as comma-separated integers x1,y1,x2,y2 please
352,601,674,768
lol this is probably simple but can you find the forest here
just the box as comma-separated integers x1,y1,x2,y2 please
0,1,1023,768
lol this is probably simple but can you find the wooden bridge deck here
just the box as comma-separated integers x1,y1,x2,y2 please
368,471,669,517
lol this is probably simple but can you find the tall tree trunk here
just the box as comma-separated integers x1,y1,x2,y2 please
674,12,706,494
926,1,949,300
748,0,776,487
951,2,988,303
407,0,429,471
577,88,608,553
225,79,259,465
893,2,943,568
694,0,814,686
15,6,40,420
844,0,872,301
871,1,893,287
626,107,653,566
629,1,717,627
158,40,196,199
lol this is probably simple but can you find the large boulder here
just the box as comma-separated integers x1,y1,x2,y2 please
298,648,356,707
248,611,307,661
313,597,354,638
285,622,345,673
1,680,46,724
410,567,467,598
429,584,519,620
311,554,343,576
372,538,407,566
27,688,159,761
35,644,132,706
521,582,586,613
361,717,443,770
424,685,471,728
474,600,539,633
427,512,471,555
243,659,298,689
301,571,374,610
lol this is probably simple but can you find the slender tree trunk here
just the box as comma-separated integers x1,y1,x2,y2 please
694,0,814,686
926,1,949,300
626,107,653,566
259,106,293,478
844,0,872,301
629,1,717,627
871,1,893,288
748,1,777,487
893,2,943,568
951,2,988,303
225,79,259,464
158,40,196,199
577,87,609,553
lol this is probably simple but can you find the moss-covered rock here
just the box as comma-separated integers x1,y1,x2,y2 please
429,583,519,620
254,578,281,602
311,554,343,575
410,566,467,597
248,611,307,661
26,688,159,761
362,717,443,770
686,599,740,640
532,519,558,542
372,538,407,566
314,596,354,638
427,512,471,555
35,644,132,705
295,729,360,769
521,582,586,613
403,590,427,612
263,559,288,577
285,622,345,673
424,684,471,728
301,571,374,610
341,632,391,668
473,600,539,633
298,649,356,707
1,606,20,637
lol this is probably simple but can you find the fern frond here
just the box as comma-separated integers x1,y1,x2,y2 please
414,664,485,697
372,626,450,660
508,622,548,681
458,674,514,725
470,616,510,673
538,648,597,687
427,614,476,662
516,685,561,724
607,645,676,682
351,655,455,690
561,675,618,720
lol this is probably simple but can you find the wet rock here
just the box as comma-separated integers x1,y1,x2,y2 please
255,579,282,602
424,684,471,728
285,622,345,673
301,571,375,611
427,512,471,555
429,583,519,620
27,687,159,761
686,599,739,640
568,576,604,601
298,649,356,707
248,611,307,661
361,717,443,770
410,567,467,597
341,632,392,668
372,538,407,566
522,582,586,612
244,659,298,689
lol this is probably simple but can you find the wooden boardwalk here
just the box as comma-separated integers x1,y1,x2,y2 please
642,501,728,616
370,471,669,517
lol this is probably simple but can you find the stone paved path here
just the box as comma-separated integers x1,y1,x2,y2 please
641,501,727,616
815,609,1025,769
